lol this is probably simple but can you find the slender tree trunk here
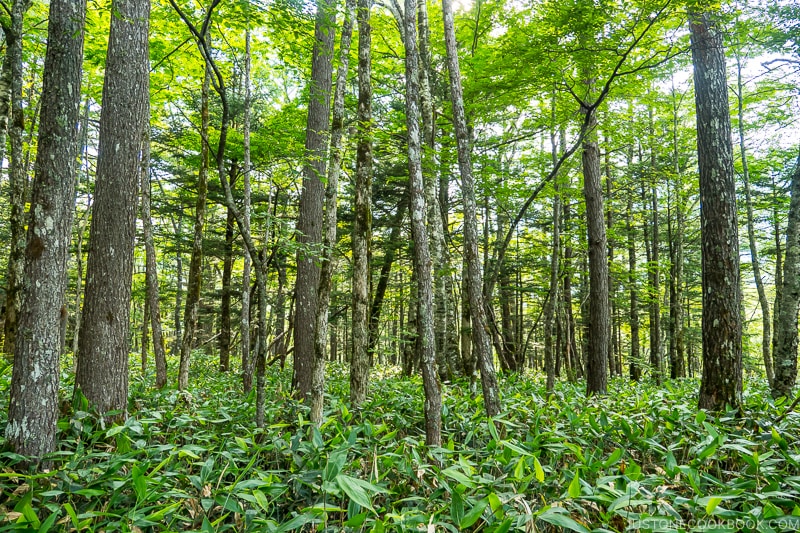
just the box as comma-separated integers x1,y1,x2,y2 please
76,0,149,416
219,166,236,372
735,54,773,387
544,109,561,393
369,195,407,354
350,0,373,408
2,0,31,357
312,0,355,423
690,10,743,411
293,0,336,402
648,109,662,383
241,29,253,392
604,146,615,378
6,0,86,461
442,0,500,416
627,197,641,381
669,83,685,379
173,216,183,356
178,66,210,391
404,0,442,445
140,132,167,388
772,155,800,399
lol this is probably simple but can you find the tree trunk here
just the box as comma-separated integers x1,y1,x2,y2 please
140,132,167,388
178,66,210,391
404,0,442,445
1,0,31,357
772,155,800,399
219,167,236,372
293,0,336,402
442,0,500,416
544,108,561,394
312,0,355,423
241,29,253,391
6,0,85,461
75,0,148,416
735,53,773,387
690,10,743,411
648,110,662,383
350,0,373,409
627,197,641,381
668,83,686,379
582,104,609,396
172,215,183,356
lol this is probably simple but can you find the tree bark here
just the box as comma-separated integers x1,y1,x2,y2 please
442,0,500,416
178,65,210,391
293,0,336,402
241,29,253,392
140,131,167,388
405,0,442,445
581,104,609,396
735,53,773,387
350,0,373,409
648,109,662,383
219,166,236,372
6,0,86,461
76,0,149,416
627,196,641,381
1,0,31,357
772,155,800,400
544,104,561,393
690,10,743,411
312,0,355,423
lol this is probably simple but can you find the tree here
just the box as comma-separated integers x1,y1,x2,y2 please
442,0,500,417
312,0,355,424
140,131,167,388
772,154,800,400
350,0,373,408
690,9,743,411
293,0,336,402
75,0,149,414
5,0,86,460
404,0,442,446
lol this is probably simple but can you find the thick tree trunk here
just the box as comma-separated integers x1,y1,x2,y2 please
76,0,148,416
178,67,210,391
312,0,354,423
350,0,373,409
6,0,85,461
293,0,336,402
772,156,800,400
404,0,442,445
140,132,167,388
442,0,500,416
1,0,30,357
582,105,609,396
690,11,743,411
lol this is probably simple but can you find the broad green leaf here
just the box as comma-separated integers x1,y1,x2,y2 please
538,508,590,533
460,497,489,529
602,448,623,469
336,474,374,511
705,496,722,515
568,471,581,498
534,457,545,483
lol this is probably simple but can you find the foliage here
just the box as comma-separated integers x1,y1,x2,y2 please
2,357,800,532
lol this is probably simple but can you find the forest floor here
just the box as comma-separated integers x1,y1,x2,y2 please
0,356,799,532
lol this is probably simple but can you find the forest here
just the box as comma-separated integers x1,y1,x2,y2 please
1,0,800,530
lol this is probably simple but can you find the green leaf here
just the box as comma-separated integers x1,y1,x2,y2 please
276,513,315,533
602,448,623,469
336,474,375,511
450,489,465,525
132,464,147,503
538,508,590,533
705,496,722,515
568,471,581,498
460,497,489,529
533,457,545,483
442,466,476,488
37,511,59,533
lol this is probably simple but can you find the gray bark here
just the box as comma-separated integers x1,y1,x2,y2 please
442,0,500,416
350,0,373,409
241,29,252,392
6,0,86,461
404,0,442,445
